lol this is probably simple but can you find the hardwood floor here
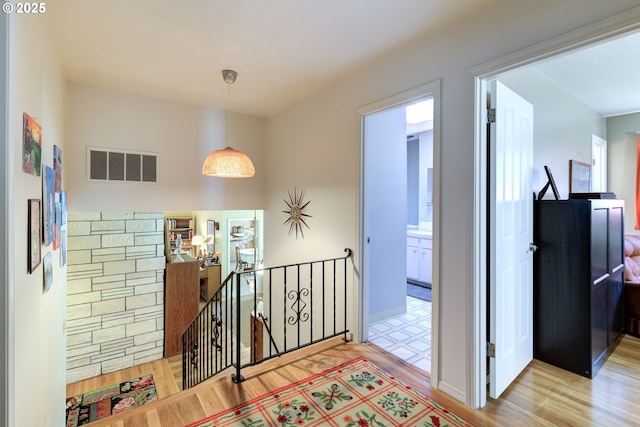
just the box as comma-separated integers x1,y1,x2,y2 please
66,334,640,426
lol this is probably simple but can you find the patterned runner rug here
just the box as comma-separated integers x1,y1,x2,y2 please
186,357,472,427
65,374,157,427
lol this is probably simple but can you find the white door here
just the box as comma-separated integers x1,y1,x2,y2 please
591,134,607,192
489,80,534,398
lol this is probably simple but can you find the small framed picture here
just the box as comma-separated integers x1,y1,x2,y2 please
28,199,41,273
569,159,591,193
207,219,216,254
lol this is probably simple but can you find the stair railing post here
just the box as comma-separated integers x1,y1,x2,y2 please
233,272,245,383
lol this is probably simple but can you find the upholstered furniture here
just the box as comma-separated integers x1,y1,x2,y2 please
624,234,640,336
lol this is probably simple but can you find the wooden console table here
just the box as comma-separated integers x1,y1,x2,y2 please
164,254,199,357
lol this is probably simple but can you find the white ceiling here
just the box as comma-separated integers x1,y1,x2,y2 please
533,31,640,118
47,1,640,118
46,0,501,117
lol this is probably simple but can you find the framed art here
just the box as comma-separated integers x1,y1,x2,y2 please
569,159,591,193
54,144,62,193
207,220,215,254
28,199,41,273
22,113,42,176
43,165,55,245
43,251,53,292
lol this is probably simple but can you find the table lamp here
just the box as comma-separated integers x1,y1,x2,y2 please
191,235,204,258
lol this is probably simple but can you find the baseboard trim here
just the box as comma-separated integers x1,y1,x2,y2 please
407,279,431,289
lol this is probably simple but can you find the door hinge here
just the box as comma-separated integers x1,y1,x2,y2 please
488,342,496,358
487,108,496,123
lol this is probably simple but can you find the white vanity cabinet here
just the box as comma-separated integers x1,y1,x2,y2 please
406,233,432,285
407,237,420,280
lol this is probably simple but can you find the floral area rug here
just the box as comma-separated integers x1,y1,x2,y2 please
186,357,472,427
65,374,157,426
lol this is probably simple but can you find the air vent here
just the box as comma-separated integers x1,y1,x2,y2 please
88,147,158,183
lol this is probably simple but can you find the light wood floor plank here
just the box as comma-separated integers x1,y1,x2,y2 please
66,334,640,427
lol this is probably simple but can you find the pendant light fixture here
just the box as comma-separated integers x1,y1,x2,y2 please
202,69,255,178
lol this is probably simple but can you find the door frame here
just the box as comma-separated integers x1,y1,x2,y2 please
471,12,640,408
1,10,10,427
591,134,608,192
358,80,441,384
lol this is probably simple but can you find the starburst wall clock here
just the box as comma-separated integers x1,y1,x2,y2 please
282,187,311,239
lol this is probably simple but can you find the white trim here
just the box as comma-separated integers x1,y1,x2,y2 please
471,77,488,409
470,6,640,79
1,12,12,427
471,6,640,409
591,134,607,192
358,79,441,388
357,82,439,116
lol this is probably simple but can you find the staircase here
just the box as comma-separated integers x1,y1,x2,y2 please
181,248,353,389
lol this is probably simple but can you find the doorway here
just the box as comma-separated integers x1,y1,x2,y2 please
472,24,640,408
359,81,441,377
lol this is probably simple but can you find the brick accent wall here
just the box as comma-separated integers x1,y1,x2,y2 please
65,212,166,383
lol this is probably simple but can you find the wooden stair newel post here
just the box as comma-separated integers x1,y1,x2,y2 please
250,313,264,363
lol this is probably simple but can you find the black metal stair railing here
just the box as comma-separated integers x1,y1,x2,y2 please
182,248,353,389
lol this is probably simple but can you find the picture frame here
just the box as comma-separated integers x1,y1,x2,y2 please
569,159,591,194
43,251,53,292
538,165,560,200
28,199,41,273
43,165,55,246
22,113,42,177
207,220,215,254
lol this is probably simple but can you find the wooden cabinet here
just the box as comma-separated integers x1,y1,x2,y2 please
407,235,432,285
165,216,194,260
200,263,222,301
164,254,200,357
533,199,624,378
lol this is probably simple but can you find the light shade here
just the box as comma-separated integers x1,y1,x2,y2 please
202,146,255,178
190,235,204,246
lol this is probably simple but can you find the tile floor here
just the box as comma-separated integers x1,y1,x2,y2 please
368,294,432,373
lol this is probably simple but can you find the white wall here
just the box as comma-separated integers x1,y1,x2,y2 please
608,112,640,233
8,13,67,427
264,0,640,405
499,67,606,199
65,84,267,212
419,130,434,226
364,106,407,322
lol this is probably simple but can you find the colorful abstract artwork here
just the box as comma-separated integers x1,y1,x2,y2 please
54,201,61,250
60,191,67,226
43,166,55,246
54,144,62,192
22,112,42,176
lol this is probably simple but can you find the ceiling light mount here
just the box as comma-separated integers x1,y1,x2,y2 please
222,69,237,85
